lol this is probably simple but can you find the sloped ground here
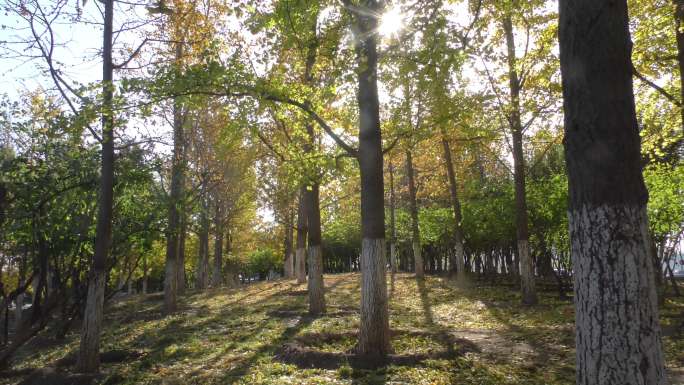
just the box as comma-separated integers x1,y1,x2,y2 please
1,273,683,385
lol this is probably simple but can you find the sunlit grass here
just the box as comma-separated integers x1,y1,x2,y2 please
2,273,682,385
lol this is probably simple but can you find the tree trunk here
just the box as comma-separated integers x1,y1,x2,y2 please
212,203,223,287
503,14,537,305
163,40,185,314
304,101,326,314
406,150,423,278
441,135,467,282
671,0,684,161
306,183,326,315
76,0,114,372
177,214,186,295
388,158,397,274
141,255,148,295
351,0,391,357
196,194,209,290
559,1,667,383
283,207,294,279
295,189,308,284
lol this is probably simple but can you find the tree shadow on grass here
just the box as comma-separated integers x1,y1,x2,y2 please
456,281,576,380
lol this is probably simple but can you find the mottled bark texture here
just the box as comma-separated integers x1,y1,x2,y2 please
76,0,114,373
503,13,537,305
358,238,391,356
350,0,391,357
406,150,423,278
559,0,667,383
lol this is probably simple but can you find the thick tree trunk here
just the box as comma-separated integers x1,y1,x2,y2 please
441,135,467,282
163,40,185,314
351,0,391,357
503,14,537,305
295,190,307,284
405,150,423,278
76,0,114,372
305,189,325,314
388,158,397,274
559,1,667,383
305,128,326,315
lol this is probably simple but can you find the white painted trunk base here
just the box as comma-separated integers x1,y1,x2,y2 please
77,271,106,372
357,238,391,356
571,204,666,385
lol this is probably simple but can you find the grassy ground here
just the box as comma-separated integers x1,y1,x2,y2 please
2,273,683,384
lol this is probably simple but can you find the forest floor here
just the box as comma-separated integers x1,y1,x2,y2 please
1,273,683,385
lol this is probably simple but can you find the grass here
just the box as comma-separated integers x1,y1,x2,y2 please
2,273,683,384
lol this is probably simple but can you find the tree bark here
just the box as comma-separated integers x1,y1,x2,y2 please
441,135,467,282
163,40,185,314
559,1,667,383
142,254,148,294
304,111,325,314
388,158,397,274
212,203,223,287
350,0,391,357
672,0,684,161
196,194,210,289
405,150,423,278
177,214,186,294
306,183,326,315
76,0,114,372
502,14,537,305
283,207,294,279
295,189,308,284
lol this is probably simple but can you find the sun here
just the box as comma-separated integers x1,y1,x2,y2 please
378,5,404,38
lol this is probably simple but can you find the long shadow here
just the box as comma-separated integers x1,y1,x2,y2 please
458,281,575,380
219,313,317,383
416,277,435,327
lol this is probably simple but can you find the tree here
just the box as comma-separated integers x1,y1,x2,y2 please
559,0,667,383
344,0,391,358
76,0,114,372
501,9,537,305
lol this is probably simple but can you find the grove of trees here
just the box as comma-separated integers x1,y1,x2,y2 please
0,0,682,384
